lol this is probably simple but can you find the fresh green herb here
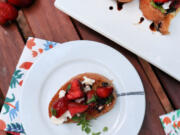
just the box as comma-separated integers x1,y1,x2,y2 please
92,132,101,135
72,115,80,122
87,95,97,104
51,108,57,116
72,114,107,135
106,95,113,104
150,0,166,14
103,126,108,132
72,114,91,134
85,127,91,134
66,84,71,92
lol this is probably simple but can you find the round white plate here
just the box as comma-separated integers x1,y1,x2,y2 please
20,40,145,135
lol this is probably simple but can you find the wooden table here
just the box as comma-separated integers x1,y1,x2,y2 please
0,0,180,134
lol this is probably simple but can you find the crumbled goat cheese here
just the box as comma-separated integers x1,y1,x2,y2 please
82,76,95,85
50,111,72,125
59,90,66,98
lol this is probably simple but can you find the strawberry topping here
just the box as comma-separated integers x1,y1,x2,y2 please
66,79,84,100
0,2,18,25
96,87,113,98
7,0,35,8
86,90,97,107
153,0,169,3
51,97,69,118
68,102,89,116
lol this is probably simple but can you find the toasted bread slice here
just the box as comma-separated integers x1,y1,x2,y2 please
49,73,116,123
140,0,180,34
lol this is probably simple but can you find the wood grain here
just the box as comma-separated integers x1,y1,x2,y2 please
22,0,79,42
138,58,174,113
73,20,166,135
0,24,24,96
17,11,34,41
154,67,180,109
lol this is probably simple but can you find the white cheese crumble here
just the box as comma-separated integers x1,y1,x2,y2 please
82,76,95,86
59,90,66,98
75,97,85,103
77,113,81,117
98,106,104,111
84,85,91,92
163,1,171,9
50,111,72,125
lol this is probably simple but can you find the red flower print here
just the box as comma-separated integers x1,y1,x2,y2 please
163,117,171,125
27,38,35,49
20,62,33,70
173,122,177,128
38,48,43,53
177,121,180,128
0,119,6,130
32,51,38,57
19,80,23,86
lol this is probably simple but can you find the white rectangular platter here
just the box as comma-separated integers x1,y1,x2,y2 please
55,0,180,81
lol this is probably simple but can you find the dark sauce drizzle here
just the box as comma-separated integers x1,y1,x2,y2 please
117,2,126,11
149,22,157,32
109,6,113,10
139,17,144,24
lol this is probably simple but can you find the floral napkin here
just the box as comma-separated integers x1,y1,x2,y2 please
0,37,59,135
0,37,179,135
160,109,180,135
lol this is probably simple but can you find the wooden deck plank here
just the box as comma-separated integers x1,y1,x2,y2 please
138,58,173,113
73,20,166,135
22,0,79,42
154,68,180,109
0,24,24,96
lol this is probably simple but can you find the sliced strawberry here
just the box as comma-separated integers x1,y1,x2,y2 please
7,0,35,8
96,87,113,98
153,0,169,3
86,90,96,107
68,102,88,116
66,79,84,100
51,97,69,118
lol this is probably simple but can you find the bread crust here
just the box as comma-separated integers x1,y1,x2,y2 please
49,73,117,123
140,0,180,34
140,0,165,22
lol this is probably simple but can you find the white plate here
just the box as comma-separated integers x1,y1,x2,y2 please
20,41,145,135
54,0,180,81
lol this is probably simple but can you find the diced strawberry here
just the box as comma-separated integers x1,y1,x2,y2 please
86,90,96,107
87,90,96,100
51,97,69,118
96,87,113,98
7,0,35,8
66,79,84,100
0,2,18,25
68,102,89,116
153,0,169,3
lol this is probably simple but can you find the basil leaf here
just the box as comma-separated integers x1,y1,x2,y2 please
66,84,71,92
51,108,57,116
150,1,166,14
87,95,97,104
103,127,108,132
106,95,113,104
92,132,101,135
85,127,91,134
